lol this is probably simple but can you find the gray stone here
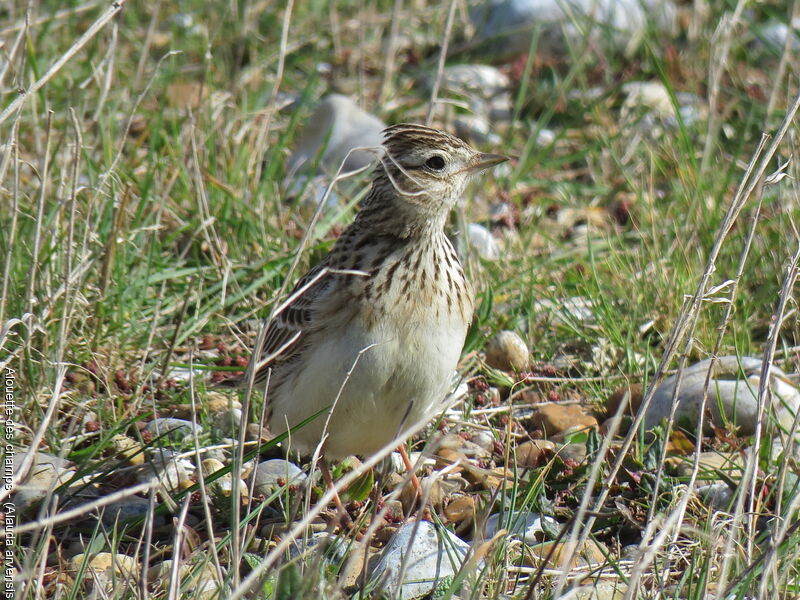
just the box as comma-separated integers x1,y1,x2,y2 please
287,94,385,177
471,0,677,57
697,483,735,511
251,459,307,496
484,510,558,544
757,19,800,53
100,496,163,527
369,521,473,599
144,418,202,442
642,357,800,435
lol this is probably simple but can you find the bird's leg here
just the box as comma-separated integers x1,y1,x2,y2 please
319,458,352,527
398,444,431,519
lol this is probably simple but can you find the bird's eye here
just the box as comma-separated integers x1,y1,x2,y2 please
425,155,446,171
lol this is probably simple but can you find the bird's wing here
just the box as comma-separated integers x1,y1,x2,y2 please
245,260,335,387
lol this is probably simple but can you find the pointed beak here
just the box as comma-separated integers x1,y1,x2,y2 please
468,152,509,173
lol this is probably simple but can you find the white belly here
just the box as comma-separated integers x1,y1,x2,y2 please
267,313,466,458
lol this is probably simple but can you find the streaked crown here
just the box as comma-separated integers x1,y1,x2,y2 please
376,124,507,210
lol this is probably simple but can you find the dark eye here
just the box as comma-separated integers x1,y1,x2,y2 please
425,155,446,171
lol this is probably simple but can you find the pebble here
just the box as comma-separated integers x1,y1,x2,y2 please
555,441,587,464
515,439,556,468
144,418,202,442
642,357,800,435
136,449,196,493
524,539,608,568
286,94,385,177
470,430,496,452
148,559,222,600
369,521,473,599
571,581,629,599
697,482,735,511
400,475,446,514
531,404,598,436
485,510,558,544
455,115,502,146
108,434,145,465
101,496,164,527
206,393,243,435
251,459,306,497
444,495,476,524
69,552,139,593
534,296,595,324
485,330,529,372
675,451,743,483
201,458,245,498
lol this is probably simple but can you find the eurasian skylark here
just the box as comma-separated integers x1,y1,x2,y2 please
240,123,506,467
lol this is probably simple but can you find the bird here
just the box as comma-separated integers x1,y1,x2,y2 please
233,123,507,509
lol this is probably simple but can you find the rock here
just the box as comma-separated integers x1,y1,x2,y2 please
697,482,735,510
100,496,164,527
524,539,608,568
206,393,243,435
369,521,473,599
676,451,743,483
534,296,596,324
286,94,385,177
621,81,706,131
400,475,446,514
485,330,529,371
144,418,202,442
471,0,678,58
606,383,643,417
444,495,476,524
251,459,306,497
571,581,629,599
435,447,467,473
465,223,502,260
69,552,139,593
148,559,223,600
136,449,195,493
515,439,556,468
470,430,496,452
109,434,145,465
422,64,510,100
555,441,587,463
201,458,245,498
455,115,502,146
11,460,78,515
485,511,558,544
757,19,800,53
339,541,376,589
642,357,800,435
531,404,598,436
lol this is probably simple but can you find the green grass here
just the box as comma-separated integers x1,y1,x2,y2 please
3,0,800,598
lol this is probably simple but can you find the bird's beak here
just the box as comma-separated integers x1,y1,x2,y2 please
468,152,509,173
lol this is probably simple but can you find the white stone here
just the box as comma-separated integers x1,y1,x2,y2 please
144,418,201,441
484,510,558,544
369,521,474,599
251,459,306,496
